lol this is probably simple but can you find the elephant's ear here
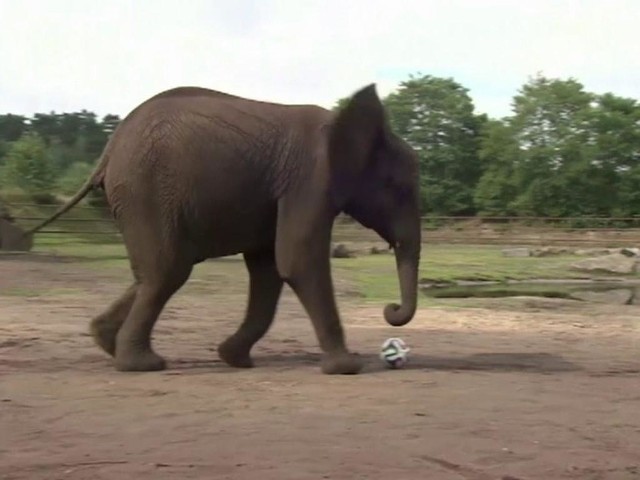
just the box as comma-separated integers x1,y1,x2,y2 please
327,84,387,204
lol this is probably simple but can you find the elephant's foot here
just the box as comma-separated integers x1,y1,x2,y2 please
90,316,119,357
321,351,363,375
114,347,167,372
217,336,254,368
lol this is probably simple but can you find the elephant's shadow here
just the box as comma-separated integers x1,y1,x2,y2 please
169,351,581,374
399,351,581,373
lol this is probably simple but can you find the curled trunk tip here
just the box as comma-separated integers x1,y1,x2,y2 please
384,302,416,327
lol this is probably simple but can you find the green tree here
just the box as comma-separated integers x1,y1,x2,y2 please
474,119,519,215
0,114,28,142
0,141,9,166
476,74,620,217
21,110,117,169
56,161,95,196
101,114,121,136
0,115,29,168
45,137,88,172
590,93,640,215
1,133,57,201
29,112,59,145
383,74,486,215
331,96,351,112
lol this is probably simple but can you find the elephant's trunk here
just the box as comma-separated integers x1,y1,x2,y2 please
384,236,420,327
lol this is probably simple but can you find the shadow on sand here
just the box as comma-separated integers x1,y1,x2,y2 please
161,350,581,375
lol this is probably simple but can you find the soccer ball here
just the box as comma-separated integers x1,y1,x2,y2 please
380,337,410,369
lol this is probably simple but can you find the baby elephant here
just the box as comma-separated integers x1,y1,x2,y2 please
26,84,422,375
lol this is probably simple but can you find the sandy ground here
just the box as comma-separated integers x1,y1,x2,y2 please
1,254,639,480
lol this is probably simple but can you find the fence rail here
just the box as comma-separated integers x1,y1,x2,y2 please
6,200,640,247
7,221,640,248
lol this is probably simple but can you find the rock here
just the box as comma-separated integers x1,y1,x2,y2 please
573,248,617,257
501,247,531,257
570,288,633,305
628,288,640,305
571,253,639,274
530,246,572,257
370,245,390,255
331,243,354,258
0,219,33,252
337,287,364,298
0,204,14,222
620,247,640,257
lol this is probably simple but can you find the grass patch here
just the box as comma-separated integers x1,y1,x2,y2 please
332,244,630,303
25,238,637,305
31,234,129,269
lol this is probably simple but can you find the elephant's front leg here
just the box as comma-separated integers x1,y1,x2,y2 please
218,250,283,368
289,259,363,374
277,238,363,375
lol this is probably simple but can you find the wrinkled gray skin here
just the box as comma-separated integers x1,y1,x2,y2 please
27,84,422,374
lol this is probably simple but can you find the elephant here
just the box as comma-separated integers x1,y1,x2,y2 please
25,84,422,375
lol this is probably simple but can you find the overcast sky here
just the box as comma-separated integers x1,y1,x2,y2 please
1,0,638,120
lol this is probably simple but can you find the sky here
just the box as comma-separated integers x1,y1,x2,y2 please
1,0,638,120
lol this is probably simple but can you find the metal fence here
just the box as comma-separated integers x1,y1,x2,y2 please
7,203,640,248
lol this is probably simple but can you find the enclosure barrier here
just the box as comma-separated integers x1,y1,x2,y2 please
6,202,640,249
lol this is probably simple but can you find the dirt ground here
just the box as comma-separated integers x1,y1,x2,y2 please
1,254,639,480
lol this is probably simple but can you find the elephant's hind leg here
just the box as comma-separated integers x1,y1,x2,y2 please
114,261,192,372
218,250,283,368
90,283,138,356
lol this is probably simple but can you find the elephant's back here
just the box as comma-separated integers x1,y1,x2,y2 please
122,85,303,122
100,89,290,257
103,86,325,194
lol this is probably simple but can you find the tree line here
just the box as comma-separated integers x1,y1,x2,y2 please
1,73,639,218
0,110,120,205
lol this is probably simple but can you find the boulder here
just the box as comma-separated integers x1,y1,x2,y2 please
370,245,390,255
571,253,639,275
0,219,33,252
0,204,14,222
629,288,640,305
331,243,355,259
501,247,531,257
619,247,640,257
530,246,572,257
573,248,618,257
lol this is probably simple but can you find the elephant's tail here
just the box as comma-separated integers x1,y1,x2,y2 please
22,154,108,237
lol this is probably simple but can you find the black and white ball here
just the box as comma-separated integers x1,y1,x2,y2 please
380,337,410,369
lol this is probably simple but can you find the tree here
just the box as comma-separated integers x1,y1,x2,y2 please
101,114,121,137
57,161,95,196
331,96,351,112
0,114,28,142
475,74,620,217
0,115,29,167
473,119,519,215
590,93,640,216
383,74,486,215
1,133,57,201
29,112,60,145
